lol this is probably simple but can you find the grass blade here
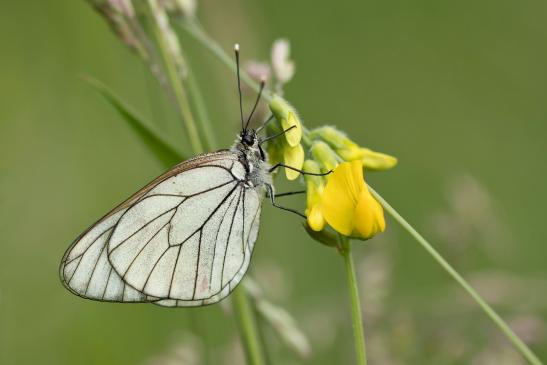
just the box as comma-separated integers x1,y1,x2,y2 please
83,75,184,167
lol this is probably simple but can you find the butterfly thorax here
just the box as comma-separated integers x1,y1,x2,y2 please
231,129,272,189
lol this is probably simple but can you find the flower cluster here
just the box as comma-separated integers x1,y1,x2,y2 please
268,98,397,242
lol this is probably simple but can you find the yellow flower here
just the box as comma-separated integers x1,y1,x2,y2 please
280,111,302,147
310,126,397,171
336,140,365,161
269,96,302,147
303,160,326,231
361,148,398,171
321,160,385,239
283,143,304,180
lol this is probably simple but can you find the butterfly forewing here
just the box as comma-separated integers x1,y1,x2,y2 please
60,151,262,306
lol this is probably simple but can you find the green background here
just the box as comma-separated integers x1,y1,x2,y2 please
1,0,546,364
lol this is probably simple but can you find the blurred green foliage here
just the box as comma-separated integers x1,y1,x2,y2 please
1,0,546,364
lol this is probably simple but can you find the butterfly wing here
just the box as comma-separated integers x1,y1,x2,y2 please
59,208,157,302
107,154,262,307
60,151,262,306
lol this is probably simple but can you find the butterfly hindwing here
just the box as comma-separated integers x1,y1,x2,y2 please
59,151,262,306
59,209,156,302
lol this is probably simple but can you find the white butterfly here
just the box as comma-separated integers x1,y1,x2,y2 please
59,46,314,307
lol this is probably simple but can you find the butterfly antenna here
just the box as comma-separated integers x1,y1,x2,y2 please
244,76,266,131
256,114,275,133
234,44,245,131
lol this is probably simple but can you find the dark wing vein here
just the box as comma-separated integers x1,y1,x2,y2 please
175,183,240,248
192,230,203,299
101,267,113,300
208,189,240,289
141,247,170,292
83,231,110,295
220,188,243,287
121,217,174,279
168,243,183,298
67,228,110,284
64,225,111,270
146,179,235,200
109,207,179,256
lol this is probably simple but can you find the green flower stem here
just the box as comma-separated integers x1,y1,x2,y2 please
232,286,267,365
339,236,368,365
147,2,204,154
184,61,217,151
369,186,543,365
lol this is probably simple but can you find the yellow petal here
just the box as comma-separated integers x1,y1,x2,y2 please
302,160,323,189
281,112,302,147
283,143,304,180
337,141,366,161
362,148,398,171
267,139,283,167
321,161,365,236
353,188,385,239
307,205,325,231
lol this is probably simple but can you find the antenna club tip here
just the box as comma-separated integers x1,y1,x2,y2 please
234,43,240,52
260,75,267,84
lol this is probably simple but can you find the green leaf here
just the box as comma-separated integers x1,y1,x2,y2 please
83,75,185,168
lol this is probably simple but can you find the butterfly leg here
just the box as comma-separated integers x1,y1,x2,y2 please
266,184,306,219
268,163,332,176
275,190,306,198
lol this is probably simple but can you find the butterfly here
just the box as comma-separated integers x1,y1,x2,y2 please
59,45,323,307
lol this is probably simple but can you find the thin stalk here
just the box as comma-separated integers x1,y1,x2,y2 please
369,186,543,365
184,60,217,150
339,236,368,365
147,1,204,154
232,286,267,365
127,15,171,93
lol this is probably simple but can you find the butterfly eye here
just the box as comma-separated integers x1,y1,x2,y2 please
242,133,255,146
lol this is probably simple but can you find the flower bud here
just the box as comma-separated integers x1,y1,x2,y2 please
310,141,340,172
271,39,295,84
269,96,302,147
312,126,364,161
162,0,197,18
361,148,398,171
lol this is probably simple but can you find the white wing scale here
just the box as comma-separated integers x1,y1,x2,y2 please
59,152,262,306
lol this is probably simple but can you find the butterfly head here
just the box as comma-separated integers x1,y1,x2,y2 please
240,129,257,147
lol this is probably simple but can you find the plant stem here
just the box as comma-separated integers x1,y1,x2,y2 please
340,236,368,365
184,60,217,151
148,1,204,154
232,286,267,365
369,186,543,365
